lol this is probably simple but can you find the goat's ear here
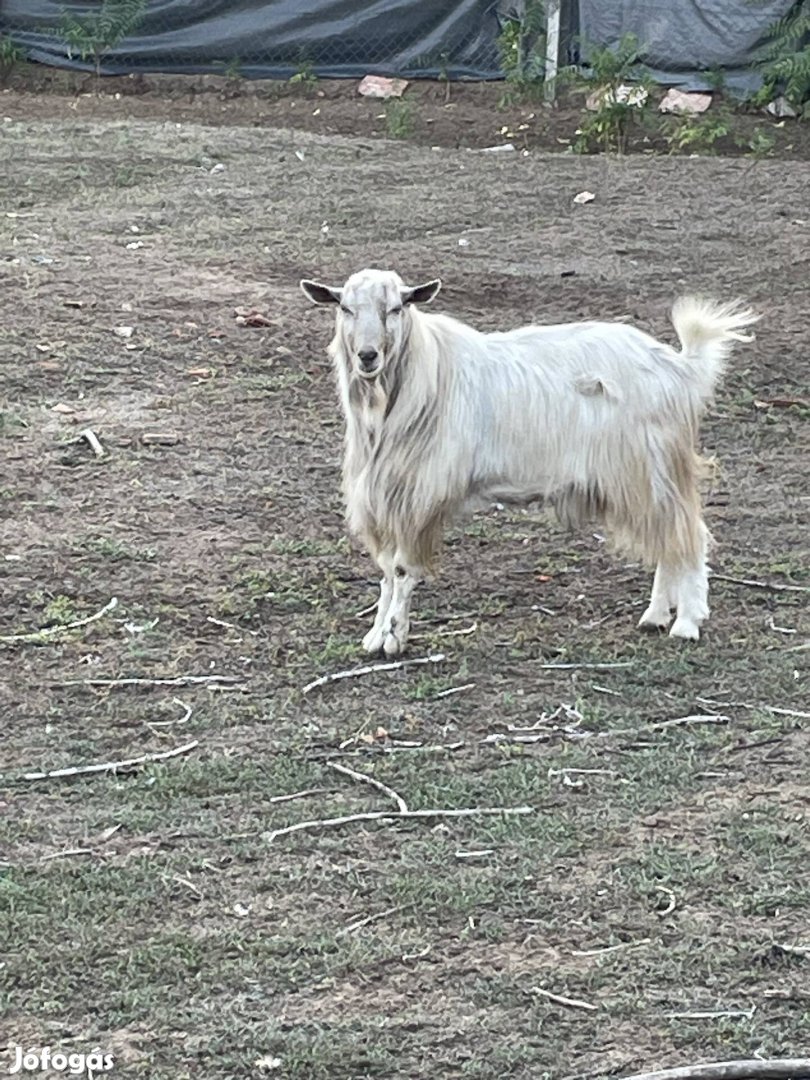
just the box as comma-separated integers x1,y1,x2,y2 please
401,279,441,306
300,279,342,305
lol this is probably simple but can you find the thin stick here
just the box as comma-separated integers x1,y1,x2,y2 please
696,696,810,720
80,427,105,458
654,714,730,729
535,661,634,670
302,652,445,694
530,986,598,1011
711,574,810,594
572,938,650,957
16,740,199,782
268,787,328,805
667,1009,756,1020
1,597,118,644
338,903,412,936
58,674,245,689
265,804,533,843
40,848,95,862
657,885,677,916
411,622,477,642
435,683,475,699
327,760,409,813
617,1059,810,1080
206,616,260,637
147,698,193,728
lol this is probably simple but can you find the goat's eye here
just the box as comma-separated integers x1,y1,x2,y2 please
387,307,402,317
340,305,354,317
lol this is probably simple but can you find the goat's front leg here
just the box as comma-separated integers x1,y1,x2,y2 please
638,563,677,631
380,552,424,657
362,552,395,654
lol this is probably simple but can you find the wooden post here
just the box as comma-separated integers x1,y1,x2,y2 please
544,0,561,102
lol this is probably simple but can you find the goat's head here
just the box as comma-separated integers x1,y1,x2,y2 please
300,269,441,380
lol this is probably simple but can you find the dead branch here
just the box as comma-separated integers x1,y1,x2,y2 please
268,787,329,805
264,804,533,843
617,1059,810,1080
571,938,650,957
327,760,409,813
435,683,475,699
338,902,412,936
666,1008,756,1020
15,740,199,782
1,597,118,645
58,674,245,689
656,884,677,916
535,661,634,670
147,698,193,728
80,427,106,458
696,696,810,720
711,574,810,594
530,986,598,1011
302,652,445,694
40,847,95,862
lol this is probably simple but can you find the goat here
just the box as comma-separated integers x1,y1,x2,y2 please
301,269,758,656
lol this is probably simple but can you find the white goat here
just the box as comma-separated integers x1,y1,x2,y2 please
301,269,758,656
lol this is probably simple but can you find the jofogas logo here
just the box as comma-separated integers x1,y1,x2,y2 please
7,1046,114,1076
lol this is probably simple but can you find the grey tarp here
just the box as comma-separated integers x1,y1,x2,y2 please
0,0,504,80
577,0,796,93
0,0,797,86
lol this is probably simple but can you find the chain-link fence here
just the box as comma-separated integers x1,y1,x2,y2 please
0,0,515,81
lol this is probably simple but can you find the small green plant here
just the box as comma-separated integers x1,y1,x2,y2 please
289,57,317,92
58,0,146,86
385,98,414,139
754,0,810,115
573,33,652,153
746,127,777,157
663,110,731,154
497,0,546,103
0,34,24,87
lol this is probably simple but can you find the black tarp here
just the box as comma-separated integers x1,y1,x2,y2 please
0,0,796,86
0,0,504,80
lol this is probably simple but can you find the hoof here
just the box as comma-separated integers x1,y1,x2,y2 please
362,626,386,654
638,606,673,632
670,617,700,641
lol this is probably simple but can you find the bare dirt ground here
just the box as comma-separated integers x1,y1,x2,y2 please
0,81,809,1080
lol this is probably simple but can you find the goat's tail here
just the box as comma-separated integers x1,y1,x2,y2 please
671,296,759,403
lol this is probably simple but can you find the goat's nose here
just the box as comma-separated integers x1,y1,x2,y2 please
358,349,379,368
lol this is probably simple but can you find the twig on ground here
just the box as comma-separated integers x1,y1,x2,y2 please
656,885,677,916
530,986,598,1011
571,938,650,957
40,848,95,862
711,574,810,594
666,1008,756,1021
767,616,796,636
265,804,533,842
435,683,475,699
1,597,118,645
617,1059,810,1080
80,427,105,458
59,674,245,689
15,740,199,782
696,696,810,720
327,760,409,813
147,698,193,728
206,616,260,637
534,661,634,670
654,714,730,729
411,622,478,642
338,902,412,936
772,942,809,958
302,652,445,694
268,787,329,805
593,684,621,696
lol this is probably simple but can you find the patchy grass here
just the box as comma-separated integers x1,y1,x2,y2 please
0,112,807,1078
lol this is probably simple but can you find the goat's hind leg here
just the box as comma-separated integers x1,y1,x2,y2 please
669,521,710,641
362,552,395,654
